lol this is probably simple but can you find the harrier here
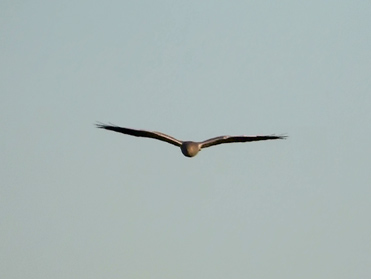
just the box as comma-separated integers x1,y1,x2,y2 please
96,123,286,158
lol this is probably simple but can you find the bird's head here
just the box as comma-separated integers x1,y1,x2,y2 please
180,142,201,157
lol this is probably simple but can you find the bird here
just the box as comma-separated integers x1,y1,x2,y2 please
96,123,286,158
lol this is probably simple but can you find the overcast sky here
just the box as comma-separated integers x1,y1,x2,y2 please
1,1,371,278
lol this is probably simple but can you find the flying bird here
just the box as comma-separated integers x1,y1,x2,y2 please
96,123,286,158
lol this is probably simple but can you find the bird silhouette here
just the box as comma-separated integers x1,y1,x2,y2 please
96,123,286,157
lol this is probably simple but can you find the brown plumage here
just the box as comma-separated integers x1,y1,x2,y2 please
96,123,286,157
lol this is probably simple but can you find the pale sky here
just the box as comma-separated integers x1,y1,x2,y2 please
1,1,371,278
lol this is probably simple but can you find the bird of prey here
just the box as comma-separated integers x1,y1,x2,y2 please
96,123,286,158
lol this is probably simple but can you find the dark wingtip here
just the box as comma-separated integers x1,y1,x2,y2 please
278,134,288,140
271,134,288,140
95,122,113,129
95,122,105,129
264,134,287,140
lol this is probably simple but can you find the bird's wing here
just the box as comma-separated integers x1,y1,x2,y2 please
96,123,182,147
200,134,287,149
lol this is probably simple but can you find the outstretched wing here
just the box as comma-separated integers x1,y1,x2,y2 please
96,123,183,147
200,134,287,149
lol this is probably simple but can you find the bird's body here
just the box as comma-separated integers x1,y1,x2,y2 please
96,123,286,157
180,141,201,157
